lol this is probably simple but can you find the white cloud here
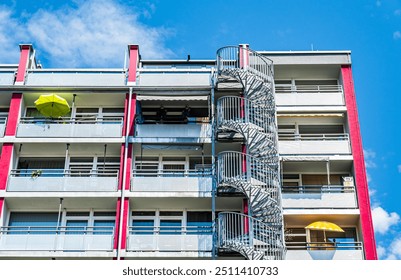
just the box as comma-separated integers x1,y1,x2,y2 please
393,31,401,40
364,149,377,169
377,245,387,259
0,7,28,63
388,238,401,259
1,1,173,67
372,206,400,234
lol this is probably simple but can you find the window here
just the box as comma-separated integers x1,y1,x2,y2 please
131,210,211,235
187,212,212,235
298,125,344,135
8,212,59,235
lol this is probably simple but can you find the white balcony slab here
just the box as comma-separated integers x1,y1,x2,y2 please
131,176,212,197
25,71,126,87
0,234,114,251
285,249,364,260
0,72,15,85
138,73,211,87
282,192,357,209
17,123,122,138
276,93,344,107
127,234,212,253
279,140,351,155
134,124,212,143
7,176,118,192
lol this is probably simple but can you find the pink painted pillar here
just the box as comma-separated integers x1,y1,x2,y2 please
243,199,249,234
5,93,23,136
127,45,140,86
15,44,33,85
0,143,14,190
114,91,136,253
341,65,377,260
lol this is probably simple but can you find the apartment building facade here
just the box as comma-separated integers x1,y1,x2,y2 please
0,44,377,260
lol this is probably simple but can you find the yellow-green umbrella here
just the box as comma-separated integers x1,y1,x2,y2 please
34,94,70,118
305,221,344,242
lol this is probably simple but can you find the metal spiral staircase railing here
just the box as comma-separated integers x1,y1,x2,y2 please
215,46,285,260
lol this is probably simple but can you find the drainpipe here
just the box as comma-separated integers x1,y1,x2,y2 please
117,87,133,260
211,68,217,259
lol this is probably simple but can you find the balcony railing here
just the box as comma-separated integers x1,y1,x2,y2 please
282,185,354,194
25,69,127,86
17,117,123,138
126,226,213,252
278,133,351,155
133,168,212,177
278,133,349,141
281,185,357,208
7,169,119,192
131,168,213,195
286,241,362,250
0,116,6,137
0,226,114,251
275,85,343,94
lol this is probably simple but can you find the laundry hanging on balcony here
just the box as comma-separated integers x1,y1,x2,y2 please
34,94,70,118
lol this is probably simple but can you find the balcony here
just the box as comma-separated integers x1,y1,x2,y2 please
7,169,119,192
137,68,211,88
275,85,344,107
16,117,123,138
126,226,213,257
285,241,364,260
282,185,357,209
25,69,127,87
131,168,213,197
0,116,6,137
134,123,212,143
0,226,114,253
278,133,351,155
0,69,16,85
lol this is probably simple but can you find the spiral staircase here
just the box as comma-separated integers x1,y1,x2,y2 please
215,46,285,260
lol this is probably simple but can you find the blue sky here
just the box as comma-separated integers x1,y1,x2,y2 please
1,0,400,259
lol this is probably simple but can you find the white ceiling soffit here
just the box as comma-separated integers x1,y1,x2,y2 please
277,113,344,117
137,96,208,101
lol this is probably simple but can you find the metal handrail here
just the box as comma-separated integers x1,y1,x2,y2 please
0,226,114,235
217,96,275,132
218,151,280,198
26,69,126,74
128,225,213,235
132,168,213,177
10,168,119,177
278,133,349,141
19,116,123,124
217,46,274,82
286,241,363,250
282,185,355,194
275,84,343,94
218,212,284,259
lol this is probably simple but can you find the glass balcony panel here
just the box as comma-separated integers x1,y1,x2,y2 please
16,117,123,138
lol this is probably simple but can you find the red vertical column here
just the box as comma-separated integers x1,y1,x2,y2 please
15,44,33,85
0,93,22,190
5,93,23,136
127,45,139,86
114,45,139,257
341,65,377,260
